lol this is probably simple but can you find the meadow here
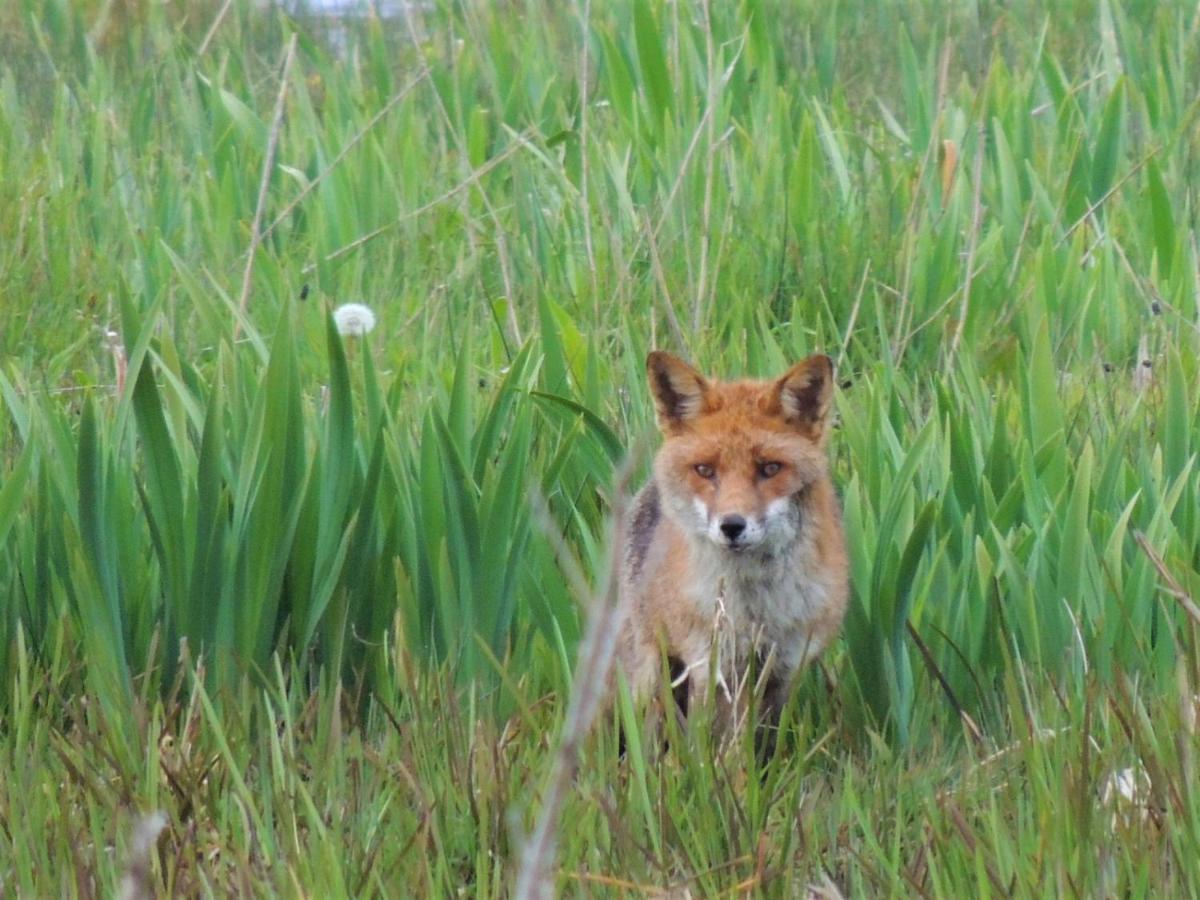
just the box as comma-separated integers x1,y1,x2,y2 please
1,0,1199,894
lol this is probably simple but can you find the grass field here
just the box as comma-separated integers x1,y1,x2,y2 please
2,0,1200,894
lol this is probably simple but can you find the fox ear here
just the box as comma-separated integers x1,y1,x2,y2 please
774,354,834,439
647,351,709,428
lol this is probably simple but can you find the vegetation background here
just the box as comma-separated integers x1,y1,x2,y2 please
1,0,1199,894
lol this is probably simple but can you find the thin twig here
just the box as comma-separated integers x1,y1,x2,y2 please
692,0,718,337
197,0,235,58
836,259,871,373
1057,144,1160,246
309,133,530,271
900,260,989,348
611,36,745,316
235,35,297,339
1029,72,1107,117
514,458,638,899
1134,531,1200,626
1058,90,1200,245
644,214,688,351
906,621,984,744
942,802,1009,895
576,0,598,312
948,124,986,358
259,68,431,243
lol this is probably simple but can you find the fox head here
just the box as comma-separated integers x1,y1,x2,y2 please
646,351,835,553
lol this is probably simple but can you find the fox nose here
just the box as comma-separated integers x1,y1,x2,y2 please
719,515,747,541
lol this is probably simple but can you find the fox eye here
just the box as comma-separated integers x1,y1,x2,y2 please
758,461,783,479
694,463,716,479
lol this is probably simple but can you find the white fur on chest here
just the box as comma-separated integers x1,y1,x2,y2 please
685,532,831,672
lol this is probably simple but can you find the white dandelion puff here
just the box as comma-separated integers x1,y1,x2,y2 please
333,303,377,337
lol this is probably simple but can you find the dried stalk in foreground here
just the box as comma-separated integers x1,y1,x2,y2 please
513,462,636,899
1134,530,1200,626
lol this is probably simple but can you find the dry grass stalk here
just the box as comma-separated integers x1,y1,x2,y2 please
513,463,636,899
234,35,298,339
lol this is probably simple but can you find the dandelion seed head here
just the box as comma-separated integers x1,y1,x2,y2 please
333,303,377,337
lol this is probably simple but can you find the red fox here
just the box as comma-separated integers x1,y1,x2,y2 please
616,351,849,736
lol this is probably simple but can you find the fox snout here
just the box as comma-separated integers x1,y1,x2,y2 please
713,511,762,549
719,514,746,541
697,504,771,550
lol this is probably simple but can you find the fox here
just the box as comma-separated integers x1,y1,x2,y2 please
615,351,849,740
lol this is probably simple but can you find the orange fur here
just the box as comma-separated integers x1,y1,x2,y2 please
617,352,849,732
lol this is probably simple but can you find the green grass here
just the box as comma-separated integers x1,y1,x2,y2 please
2,0,1200,893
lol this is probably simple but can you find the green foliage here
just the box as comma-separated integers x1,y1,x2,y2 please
2,625,1198,894
2,0,1200,892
